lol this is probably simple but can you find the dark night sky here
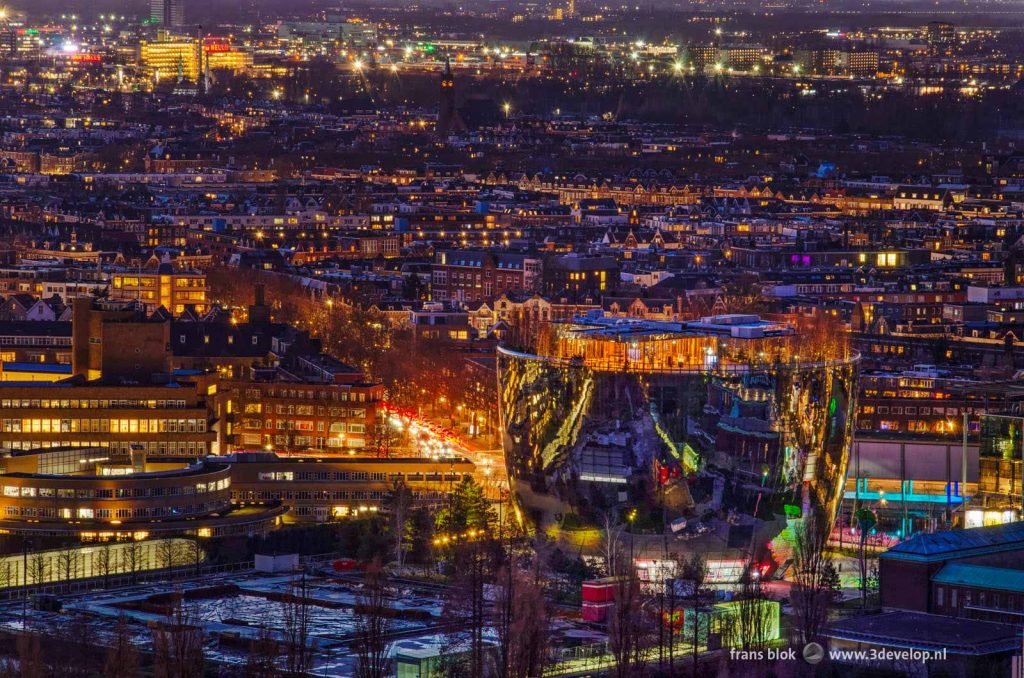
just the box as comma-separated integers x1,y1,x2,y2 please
6,0,1024,27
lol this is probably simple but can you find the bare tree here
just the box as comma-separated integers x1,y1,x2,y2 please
56,544,80,591
53,613,99,677
96,543,114,588
121,539,143,584
854,508,876,610
16,631,44,678
0,560,14,592
26,553,47,587
386,480,414,569
157,539,179,576
282,572,316,675
791,515,834,646
607,564,649,678
371,418,401,459
104,614,140,678
152,592,205,678
244,618,280,678
187,538,204,578
492,559,551,678
661,550,695,676
353,560,393,678
600,511,626,578
660,571,676,676
442,540,489,677
735,564,774,652
681,553,710,674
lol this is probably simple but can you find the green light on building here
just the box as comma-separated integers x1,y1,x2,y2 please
679,600,781,648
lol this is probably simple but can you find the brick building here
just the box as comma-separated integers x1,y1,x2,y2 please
880,522,1024,623
541,253,618,298
108,258,208,316
216,355,384,453
431,250,540,303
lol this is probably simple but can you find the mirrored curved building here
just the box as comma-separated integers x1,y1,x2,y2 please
498,314,859,553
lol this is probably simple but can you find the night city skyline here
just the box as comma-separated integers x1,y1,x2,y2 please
0,0,1016,676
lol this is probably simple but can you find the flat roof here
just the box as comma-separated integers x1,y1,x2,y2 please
1,363,72,374
827,611,1020,655
0,461,226,481
882,522,1024,563
933,562,1024,594
217,453,474,466
0,379,196,389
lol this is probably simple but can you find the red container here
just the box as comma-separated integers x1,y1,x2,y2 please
332,558,358,572
582,577,619,603
582,601,614,623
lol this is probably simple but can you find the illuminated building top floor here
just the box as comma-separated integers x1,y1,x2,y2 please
503,312,857,374
560,313,795,341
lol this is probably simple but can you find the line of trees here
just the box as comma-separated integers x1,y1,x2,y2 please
592,509,847,677
0,482,848,677
205,265,501,443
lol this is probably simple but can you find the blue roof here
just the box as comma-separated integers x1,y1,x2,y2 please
933,563,1024,594
1,362,72,374
882,522,1024,563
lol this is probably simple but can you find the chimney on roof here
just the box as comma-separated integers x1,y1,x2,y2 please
249,283,271,325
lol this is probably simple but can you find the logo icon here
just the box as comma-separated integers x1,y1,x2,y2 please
803,642,825,665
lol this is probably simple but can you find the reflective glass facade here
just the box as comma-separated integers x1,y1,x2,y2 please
498,316,860,545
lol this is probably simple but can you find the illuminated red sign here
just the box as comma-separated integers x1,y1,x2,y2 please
203,37,231,53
